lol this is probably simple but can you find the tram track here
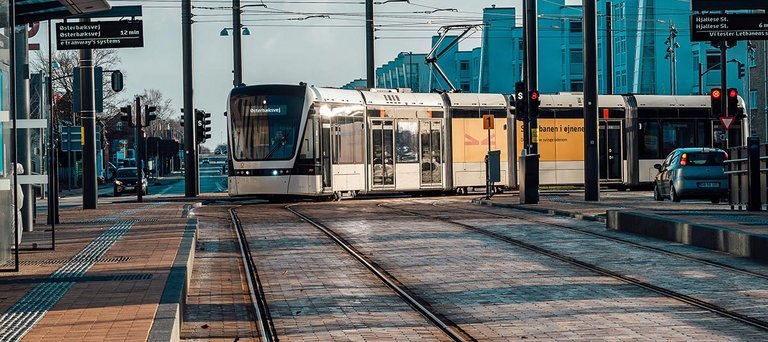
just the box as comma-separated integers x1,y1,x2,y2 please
379,202,768,333
284,204,474,342
440,201,768,281
230,208,279,342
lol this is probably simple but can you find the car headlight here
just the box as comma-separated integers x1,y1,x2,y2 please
114,180,123,186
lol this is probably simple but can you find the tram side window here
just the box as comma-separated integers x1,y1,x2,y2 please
396,121,418,163
333,116,364,164
661,121,695,156
639,120,661,159
298,118,316,161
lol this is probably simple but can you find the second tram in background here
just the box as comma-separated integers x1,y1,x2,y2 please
226,84,745,198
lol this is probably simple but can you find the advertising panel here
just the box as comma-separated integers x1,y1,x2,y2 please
517,119,585,161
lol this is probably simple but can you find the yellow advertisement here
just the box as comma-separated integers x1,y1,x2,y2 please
516,119,584,161
453,118,508,163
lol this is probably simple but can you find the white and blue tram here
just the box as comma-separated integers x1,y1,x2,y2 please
227,84,746,197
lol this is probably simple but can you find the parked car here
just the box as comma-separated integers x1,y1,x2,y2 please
113,168,148,196
202,158,210,165
652,148,728,203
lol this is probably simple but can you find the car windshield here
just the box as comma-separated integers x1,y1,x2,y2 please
685,152,725,166
116,169,138,179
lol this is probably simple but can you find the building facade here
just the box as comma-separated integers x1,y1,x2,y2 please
749,40,768,141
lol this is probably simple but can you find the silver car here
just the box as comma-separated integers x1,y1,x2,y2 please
653,148,728,203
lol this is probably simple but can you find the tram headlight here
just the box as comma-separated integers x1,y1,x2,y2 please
272,170,279,176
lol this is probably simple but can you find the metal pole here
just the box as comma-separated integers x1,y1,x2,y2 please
366,0,375,88
15,24,34,230
136,97,143,203
67,124,72,191
606,1,613,94
183,0,198,197
46,20,57,238
525,0,538,156
233,0,242,87
584,0,600,201
79,18,97,210
699,63,704,95
721,41,729,149
9,0,19,271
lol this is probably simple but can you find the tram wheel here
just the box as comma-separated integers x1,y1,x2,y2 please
710,197,721,204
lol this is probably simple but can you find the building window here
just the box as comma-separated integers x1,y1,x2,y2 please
460,83,470,92
570,79,584,92
460,61,469,71
116,121,124,132
706,53,720,70
569,21,582,33
749,89,759,109
749,56,757,68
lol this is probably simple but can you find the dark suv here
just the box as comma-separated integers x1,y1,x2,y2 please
653,148,728,203
114,168,148,196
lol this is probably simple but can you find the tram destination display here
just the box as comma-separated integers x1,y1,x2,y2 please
691,14,768,41
57,20,144,50
692,0,768,11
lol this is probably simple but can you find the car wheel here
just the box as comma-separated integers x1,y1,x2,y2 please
653,184,664,201
114,191,121,197
710,197,721,204
670,185,681,202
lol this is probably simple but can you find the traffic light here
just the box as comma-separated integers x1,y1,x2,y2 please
710,88,722,117
111,70,124,92
737,62,746,79
120,105,134,127
529,90,541,119
144,105,157,127
514,81,527,122
202,111,212,142
727,88,739,117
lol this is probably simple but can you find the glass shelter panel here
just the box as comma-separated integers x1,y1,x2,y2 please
0,5,14,266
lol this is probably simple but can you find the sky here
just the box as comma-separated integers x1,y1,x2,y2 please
29,0,586,149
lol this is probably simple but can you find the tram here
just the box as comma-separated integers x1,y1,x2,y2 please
226,84,746,197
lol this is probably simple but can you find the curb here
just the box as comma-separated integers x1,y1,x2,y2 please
607,210,768,263
148,205,199,342
478,199,606,223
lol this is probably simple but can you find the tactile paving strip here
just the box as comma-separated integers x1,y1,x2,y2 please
0,220,136,341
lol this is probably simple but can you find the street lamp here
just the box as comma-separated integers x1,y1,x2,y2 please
220,27,250,36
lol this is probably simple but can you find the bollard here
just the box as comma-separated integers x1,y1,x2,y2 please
519,153,540,204
747,137,762,212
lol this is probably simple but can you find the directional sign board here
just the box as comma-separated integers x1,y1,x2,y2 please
691,14,768,41
57,20,144,50
720,117,735,131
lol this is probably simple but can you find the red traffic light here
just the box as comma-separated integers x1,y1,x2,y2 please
711,88,722,99
530,91,540,101
729,89,738,98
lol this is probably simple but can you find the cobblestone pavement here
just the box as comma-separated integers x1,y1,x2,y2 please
182,206,259,341
0,202,190,341
235,205,450,341
289,199,768,340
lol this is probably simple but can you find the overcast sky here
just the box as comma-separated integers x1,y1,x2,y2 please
29,0,588,148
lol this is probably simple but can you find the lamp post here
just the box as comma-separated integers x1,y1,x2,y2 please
367,0,410,88
229,2,264,87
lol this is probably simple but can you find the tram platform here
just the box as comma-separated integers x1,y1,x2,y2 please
481,191,768,263
0,200,196,341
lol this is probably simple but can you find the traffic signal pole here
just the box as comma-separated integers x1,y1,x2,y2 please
520,0,539,205
720,40,729,149
80,18,98,209
366,0,375,88
135,97,144,203
182,0,198,197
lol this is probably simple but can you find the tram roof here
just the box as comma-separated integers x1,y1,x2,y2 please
634,95,711,108
360,90,444,107
445,93,507,107
310,87,365,104
539,94,627,108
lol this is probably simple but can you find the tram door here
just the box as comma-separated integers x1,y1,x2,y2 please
370,120,395,188
321,118,332,189
599,120,622,181
420,120,442,187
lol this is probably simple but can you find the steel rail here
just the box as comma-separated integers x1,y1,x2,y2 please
285,204,473,342
381,204,768,333
436,202,768,281
230,208,278,342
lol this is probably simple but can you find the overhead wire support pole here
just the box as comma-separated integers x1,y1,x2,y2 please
183,0,198,197
583,0,600,201
366,0,375,88
233,0,242,87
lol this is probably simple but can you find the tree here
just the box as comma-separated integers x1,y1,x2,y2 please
31,49,123,122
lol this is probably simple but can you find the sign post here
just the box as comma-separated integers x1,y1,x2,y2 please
483,114,494,199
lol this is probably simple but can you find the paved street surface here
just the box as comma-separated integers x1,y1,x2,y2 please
4,184,768,341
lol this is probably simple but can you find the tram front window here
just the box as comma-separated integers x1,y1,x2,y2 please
230,87,305,161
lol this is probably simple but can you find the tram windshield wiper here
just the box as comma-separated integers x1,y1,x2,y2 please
264,138,287,160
